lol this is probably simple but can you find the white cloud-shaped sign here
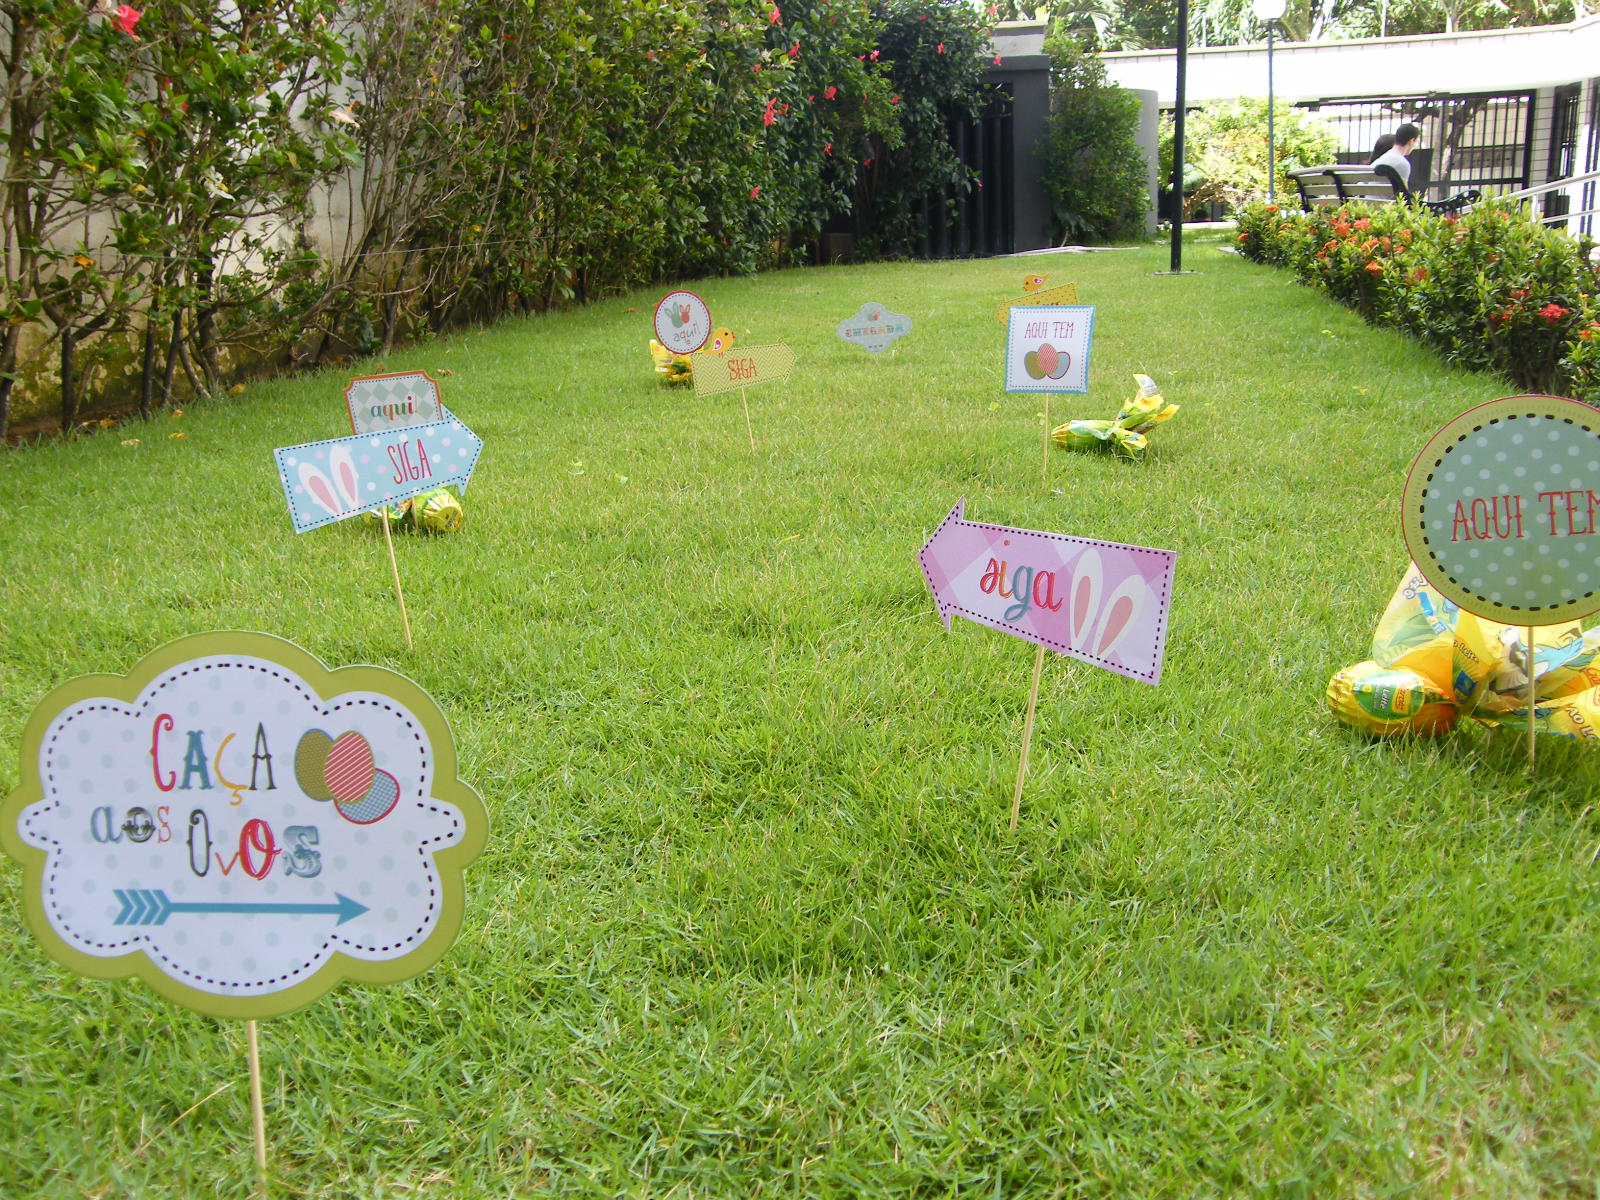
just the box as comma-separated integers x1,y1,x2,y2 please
2,633,486,1018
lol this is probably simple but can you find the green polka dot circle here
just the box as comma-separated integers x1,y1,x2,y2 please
1402,395,1600,624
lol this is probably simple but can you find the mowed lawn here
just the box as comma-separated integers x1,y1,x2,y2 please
4,239,1600,1198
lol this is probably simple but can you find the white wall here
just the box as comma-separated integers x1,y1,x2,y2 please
1101,14,1600,106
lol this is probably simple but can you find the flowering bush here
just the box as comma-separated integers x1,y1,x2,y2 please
1237,198,1600,402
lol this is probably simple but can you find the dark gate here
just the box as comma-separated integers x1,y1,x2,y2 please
919,83,1015,259
1297,91,1535,202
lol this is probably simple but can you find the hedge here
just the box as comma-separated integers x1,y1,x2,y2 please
1,0,994,441
1236,198,1600,405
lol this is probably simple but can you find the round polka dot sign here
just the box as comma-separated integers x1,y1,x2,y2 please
0,632,487,1020
1402,395,1600,625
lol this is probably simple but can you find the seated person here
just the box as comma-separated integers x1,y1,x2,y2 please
1371,123,1419,197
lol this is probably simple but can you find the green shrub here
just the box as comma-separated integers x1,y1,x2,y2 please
1039,33,1148,245
1237,198,1600,402
1165,99,1338,214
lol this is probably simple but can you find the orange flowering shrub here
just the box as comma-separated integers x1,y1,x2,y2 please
1235,198,1598,400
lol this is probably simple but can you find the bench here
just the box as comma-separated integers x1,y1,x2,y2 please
1287,165,1402,210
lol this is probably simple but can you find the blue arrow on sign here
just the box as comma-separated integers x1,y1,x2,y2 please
273,409,483,533
113,889,368,926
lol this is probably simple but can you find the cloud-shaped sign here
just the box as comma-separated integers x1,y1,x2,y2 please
1,633,487,1018
836,302,911,354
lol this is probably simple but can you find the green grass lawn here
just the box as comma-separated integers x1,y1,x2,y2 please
4,238,1600,1198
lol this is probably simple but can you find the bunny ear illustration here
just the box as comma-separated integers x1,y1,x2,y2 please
1093,575,1147,660
1069,549,1103,648
329,446,361,508
298,462,344,518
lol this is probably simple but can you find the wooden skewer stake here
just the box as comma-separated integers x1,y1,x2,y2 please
1043,395,1051,482
381,515,414,650
247,1018,268,1195
1527,624,1537,770
741,387,756,452
1010,643,1048,831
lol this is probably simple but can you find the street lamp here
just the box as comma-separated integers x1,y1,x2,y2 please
1253,0,1287,203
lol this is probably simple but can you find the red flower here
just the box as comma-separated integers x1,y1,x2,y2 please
750,186,761,198
1238,232,1250,242
1263,204,1278,214
936,42,945,53
824,85,837,100
769,6,781,23
1540,302,1570,323
890,95,899,104
1353,218,1370,231
1365,261,1384,276
823,142,832,155
992,54,1002,65
114,4,142,38
787,41,800,58
1409,267,1429,284
1511,288,1530,300
763,97,777,126
869,49,879,60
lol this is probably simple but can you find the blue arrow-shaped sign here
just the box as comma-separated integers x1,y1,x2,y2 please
113,888,368,926
273,409,482,533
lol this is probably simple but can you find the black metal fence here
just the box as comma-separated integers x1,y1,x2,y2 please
1296,91,1535,203
919,83,1016,259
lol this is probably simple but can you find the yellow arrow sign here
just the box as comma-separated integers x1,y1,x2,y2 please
692,344,796,398
995,283,1079,324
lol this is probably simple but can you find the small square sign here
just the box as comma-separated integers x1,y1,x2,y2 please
1004,305,1094,394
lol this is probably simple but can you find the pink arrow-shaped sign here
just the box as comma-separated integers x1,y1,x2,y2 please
918,500,1176,684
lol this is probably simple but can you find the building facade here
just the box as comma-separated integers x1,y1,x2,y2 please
1102,15,1600,233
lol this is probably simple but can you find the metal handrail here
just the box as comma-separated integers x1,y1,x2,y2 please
1493,167,1600,204
1439,168,1600,232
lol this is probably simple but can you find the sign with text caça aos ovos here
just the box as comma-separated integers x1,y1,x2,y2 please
0,632,487,1018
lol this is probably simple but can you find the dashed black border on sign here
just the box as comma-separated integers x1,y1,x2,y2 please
276,418,483,533
1404,397,1600,621
28,658,462,995
918,502,1177,683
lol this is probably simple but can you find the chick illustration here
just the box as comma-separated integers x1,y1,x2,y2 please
704,327,737,355
649,338,694,384
1022,273,1048,292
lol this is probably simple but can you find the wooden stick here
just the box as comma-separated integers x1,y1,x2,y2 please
246,1018,268,1193
1010,643,1048,831
1527,624,1537,771
1043,395,1051,482
741,387,756,452
381,514,414,650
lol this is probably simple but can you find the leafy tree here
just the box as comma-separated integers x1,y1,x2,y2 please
1039,33,1149,243
1166,97,1338,212
852,0,994,258
1,0,352,437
